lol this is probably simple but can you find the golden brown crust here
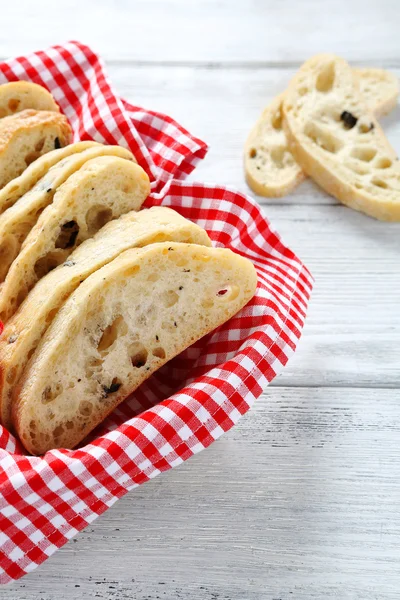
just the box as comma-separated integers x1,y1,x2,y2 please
282,55,400,221
13,243,257,455
0,109,70,150
0,82,60,118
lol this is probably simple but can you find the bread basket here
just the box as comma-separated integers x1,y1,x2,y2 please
0,42,313,583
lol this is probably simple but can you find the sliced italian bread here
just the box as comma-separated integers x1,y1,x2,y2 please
0,82,60,118
0,145,135,282
0,156,150,322
0,207,212,430
0,141,100,216
13,242,257,455
282,54,400,221
0,109,71,188
245,67,399,198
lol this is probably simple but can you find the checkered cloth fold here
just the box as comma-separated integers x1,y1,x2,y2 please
0,42,313,584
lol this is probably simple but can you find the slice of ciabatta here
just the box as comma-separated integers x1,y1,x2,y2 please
282,54,400,221
0,156,150,322
0,82,60,118
0,207,212,430
0,141,100,216
0,145,134,282
13,242,257,455
0,109,71,188
245,67,399,198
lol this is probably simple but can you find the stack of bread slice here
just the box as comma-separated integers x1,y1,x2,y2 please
0,82,257,455
245,57,400,221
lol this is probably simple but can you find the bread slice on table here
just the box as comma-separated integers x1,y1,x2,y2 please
0,82,60,118
0,207,212,430
13,241,257,455
0,141,100,216
0,145,135,282
245,67,399,198
282,55,400,221
0,156,150,322
0,109,71,188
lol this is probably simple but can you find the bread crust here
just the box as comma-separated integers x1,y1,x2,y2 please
0,155,150,321
0,144,135,284
282,54,400,221
0,81,60,118
13,242,257,455
0,207,212,431
0,109,72,188
245,67,399,199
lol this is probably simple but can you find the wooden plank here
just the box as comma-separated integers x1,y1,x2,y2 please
264,204,400,387
0,0,399,64
107,65,400,387
109,64,400,204
4,388,400,599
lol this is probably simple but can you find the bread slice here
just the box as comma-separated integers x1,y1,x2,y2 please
0,145,135,282
0,141,100,216
0,82,60,118
0,156,150,322
0,207,212,430
0,109,71,188
245,67,399,198
282,55,400,221
13,242,256,454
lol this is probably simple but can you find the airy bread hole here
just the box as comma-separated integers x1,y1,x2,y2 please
86,205,113,236
152,347,166,360
347,162,369,176
0,234,18,274
130,344,148,368
315,62,335,92
124,265,140,278
53,424,64,438
375,157,392,169
41,384,62,405
55,221,80,250
304,122,342,154
79,400,93,416
35,138,45,152
351,146,377,162
98,315,128,355
163,290,179,308
34,252,62,279
25,150,41,166
271,146,287,169
271,110,282,130
371,178,388,189
8,98,20,112
249,148,257,158
146,233,169,245
217,285,240,302
359,122,373,134
66,420,74,430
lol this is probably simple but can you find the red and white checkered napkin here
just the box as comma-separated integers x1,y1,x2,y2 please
0,42,313,584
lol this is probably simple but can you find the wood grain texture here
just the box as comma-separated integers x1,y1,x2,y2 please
4,389,400,599
110,65,400,202
1,0,400,597
0,0,398,64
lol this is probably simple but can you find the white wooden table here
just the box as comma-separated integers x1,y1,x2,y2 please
2,2,400,598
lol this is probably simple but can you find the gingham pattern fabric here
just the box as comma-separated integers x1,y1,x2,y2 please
0,42,313,584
